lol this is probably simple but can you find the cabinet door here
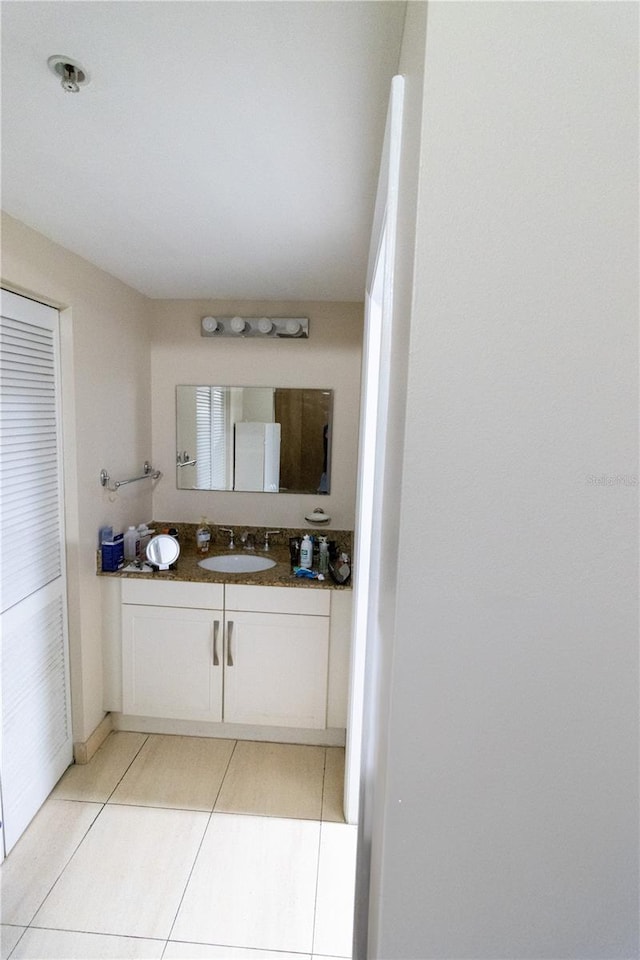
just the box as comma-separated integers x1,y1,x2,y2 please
122,605,223,721
223,611,329,728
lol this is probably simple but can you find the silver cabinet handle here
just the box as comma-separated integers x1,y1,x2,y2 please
213,620,220,666
227,620,234,666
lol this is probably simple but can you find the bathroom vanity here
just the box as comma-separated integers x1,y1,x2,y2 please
101,530,352,746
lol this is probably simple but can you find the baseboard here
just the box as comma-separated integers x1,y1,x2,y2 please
112,713,346,747
73,713,113,764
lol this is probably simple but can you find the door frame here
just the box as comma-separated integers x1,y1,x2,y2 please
345,75,405,825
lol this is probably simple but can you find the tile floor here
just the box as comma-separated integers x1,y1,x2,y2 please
1,732,357,960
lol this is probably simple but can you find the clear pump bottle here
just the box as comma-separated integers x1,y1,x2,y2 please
196,517,212,554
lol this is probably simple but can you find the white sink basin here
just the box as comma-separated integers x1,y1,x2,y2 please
198,554,277,574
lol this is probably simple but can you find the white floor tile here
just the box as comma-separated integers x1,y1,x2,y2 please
10,928,164,959
215,741,325,819
172,813,320,954
165,942,310,959
1,925,25,960
33,804,209,939
51,732,147,803
321,748,346,822
0,799,101,926
110,735,234,811
313,822,358,958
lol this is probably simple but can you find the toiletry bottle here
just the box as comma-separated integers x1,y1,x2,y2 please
101,532,124,571
329,551,351,585
196,517,212,554
318,536,329,575
137,523,154,555
289,537,300,570
299,534,313,569
98,525,113,548
124,525,141,561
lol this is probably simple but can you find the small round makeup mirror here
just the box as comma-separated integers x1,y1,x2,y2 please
146,534,180,570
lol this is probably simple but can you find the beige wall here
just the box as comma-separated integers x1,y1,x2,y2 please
1,219,363,741
150,300,363,530
368,2,639,956
1,212,153,743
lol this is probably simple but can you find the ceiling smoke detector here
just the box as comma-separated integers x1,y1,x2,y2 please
47,55,90,93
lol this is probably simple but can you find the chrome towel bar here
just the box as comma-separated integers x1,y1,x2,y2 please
99,461,162,492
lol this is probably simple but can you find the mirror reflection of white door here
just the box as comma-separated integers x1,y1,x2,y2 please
345,75,404,824
0,288,73,856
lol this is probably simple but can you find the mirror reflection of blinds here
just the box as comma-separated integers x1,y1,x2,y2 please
196,387,211,487
0,315,62,612
210,387,229,488
196,387,229,489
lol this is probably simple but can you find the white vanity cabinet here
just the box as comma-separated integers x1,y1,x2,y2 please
121,581,224,722
223,585,330,728
117,580,338,734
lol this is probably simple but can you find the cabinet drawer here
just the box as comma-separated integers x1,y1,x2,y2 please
225,584,330,616
121,579,223,609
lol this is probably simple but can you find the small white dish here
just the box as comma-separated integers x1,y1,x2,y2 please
305,508,331,524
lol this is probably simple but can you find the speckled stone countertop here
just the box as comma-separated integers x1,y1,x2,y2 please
97,523,353,591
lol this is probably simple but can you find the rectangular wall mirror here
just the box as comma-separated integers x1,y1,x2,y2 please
176,386,333,494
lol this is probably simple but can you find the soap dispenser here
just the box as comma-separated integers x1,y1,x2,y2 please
196,517,212,554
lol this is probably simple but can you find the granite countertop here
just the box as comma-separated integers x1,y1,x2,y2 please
97,523,353,591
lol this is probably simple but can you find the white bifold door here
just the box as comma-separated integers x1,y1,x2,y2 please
0,288,72,857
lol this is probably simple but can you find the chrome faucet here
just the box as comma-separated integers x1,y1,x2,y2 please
263,530,281,551
219,527,235,549
241,532,255,551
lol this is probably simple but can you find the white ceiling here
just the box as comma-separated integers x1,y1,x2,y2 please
1,1,406,301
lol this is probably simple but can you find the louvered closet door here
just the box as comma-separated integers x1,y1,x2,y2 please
0,288,72,856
